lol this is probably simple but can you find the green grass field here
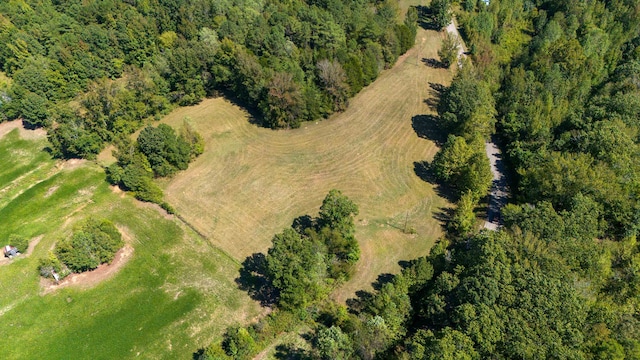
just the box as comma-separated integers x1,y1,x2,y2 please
158,25,452,302
0,129,261,359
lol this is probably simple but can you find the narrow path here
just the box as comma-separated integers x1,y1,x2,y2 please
444,19,509,230
445,19,467,62
483,137,508,229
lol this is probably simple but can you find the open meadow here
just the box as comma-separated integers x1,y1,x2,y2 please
159,25,452,301
0,127,261,359
0,12,453,358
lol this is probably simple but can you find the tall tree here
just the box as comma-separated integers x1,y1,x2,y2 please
431,0,452,30
266,228,327,309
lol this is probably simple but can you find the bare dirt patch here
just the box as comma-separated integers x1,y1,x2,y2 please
0,120,21,139
40,244,134,295
44,185,59,198
25,235,42,255
96,144,117,166
57,158,87,171
40,227,135,295
19,127,47,140
110,185,126,198
0,120,47,140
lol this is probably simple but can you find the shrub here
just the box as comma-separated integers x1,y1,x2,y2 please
55,218,123,273
438,32,460,68
180,118,205,158
161,202,176,214
223,326,259,359
8,234,29,253
105,163,124,185
38,252,66,279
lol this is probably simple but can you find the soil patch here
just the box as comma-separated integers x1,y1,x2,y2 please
44,185,59,198
0,120,47,140
40,244,134,295
40,227,135,295
57,158,87,171
0,120,21,139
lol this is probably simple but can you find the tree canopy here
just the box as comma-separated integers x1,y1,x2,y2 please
0,0,418,159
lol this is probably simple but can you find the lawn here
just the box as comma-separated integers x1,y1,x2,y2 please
158,25,452,302
0,128,261,359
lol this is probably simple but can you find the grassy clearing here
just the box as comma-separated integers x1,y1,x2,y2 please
159,26,452,302
0,129,261,359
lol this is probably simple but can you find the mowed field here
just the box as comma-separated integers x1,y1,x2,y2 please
160,26,452,301
0,126,261,359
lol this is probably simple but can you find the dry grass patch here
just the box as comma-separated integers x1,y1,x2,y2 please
0,120,46,140
160,27,452,300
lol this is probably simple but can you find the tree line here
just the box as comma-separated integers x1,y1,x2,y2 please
106,121,204,209
39,218,123,280
0,0,417,160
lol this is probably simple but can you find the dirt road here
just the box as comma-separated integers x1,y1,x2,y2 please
444,19,509,230
483,137,508,229
445,19,467,63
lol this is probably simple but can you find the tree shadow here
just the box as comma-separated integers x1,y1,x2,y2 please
429,82,446,94
422,58,447,69
192,348,209,360
433,206,455,231
235,252,279,307
413,160,435,183
346,290,374,314
21,119,41,130
398,260,413,269
415,5,440,30
372,273,396,291
411,115,447,146
214,90,264,127
413,161,457,203
274,344,312,360
292,215,314,235
422,82,446,113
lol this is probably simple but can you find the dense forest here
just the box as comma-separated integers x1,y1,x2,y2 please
0,0,416,160
197,0,640,359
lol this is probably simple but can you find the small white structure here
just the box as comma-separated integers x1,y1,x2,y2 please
4,245,18,257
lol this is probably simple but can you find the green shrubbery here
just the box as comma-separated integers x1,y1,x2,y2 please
267,190,360,310
38,218,123,276
107,121,203,206
8,234,29,253
201,190,359,359
38,252,67,279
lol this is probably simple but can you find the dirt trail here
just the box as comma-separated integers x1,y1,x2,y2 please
483,137,509,230
445,19,467,62
40,244,134,295
445,19,509,230
0,235,43,266
40,227,135,295
0,119,46,140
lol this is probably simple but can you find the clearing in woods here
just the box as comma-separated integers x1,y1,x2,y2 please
159,25,452,301
0,128,261,359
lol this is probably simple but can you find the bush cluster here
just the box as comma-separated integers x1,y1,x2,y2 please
40,218,123,275
8,234,29,253
107,121,203,206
